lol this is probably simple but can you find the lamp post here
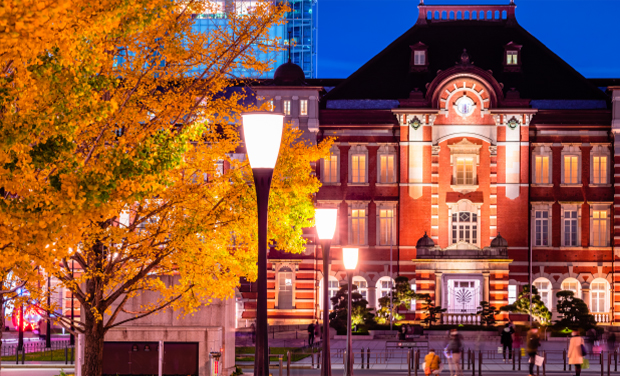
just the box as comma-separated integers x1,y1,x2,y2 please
242,112,284,376
46,276,51,348
342,248,358,376
315,209,338,376
70,260,75,346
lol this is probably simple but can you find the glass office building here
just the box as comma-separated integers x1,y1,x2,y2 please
193,1,317,79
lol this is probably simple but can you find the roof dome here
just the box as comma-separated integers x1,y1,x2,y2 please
490,233,508,248
416,232,435,248
273,59,305,86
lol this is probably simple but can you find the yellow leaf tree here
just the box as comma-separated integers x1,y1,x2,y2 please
0,1,331,375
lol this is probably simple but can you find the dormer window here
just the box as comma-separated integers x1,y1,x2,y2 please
506,51,518,65
503,41,522,72
414,50,426,66
409,42,429,72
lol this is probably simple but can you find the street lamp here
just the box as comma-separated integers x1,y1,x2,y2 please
242,111,284,376
315,208,338,376
342,247,358,376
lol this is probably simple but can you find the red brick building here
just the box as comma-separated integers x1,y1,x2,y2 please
238,1,620,327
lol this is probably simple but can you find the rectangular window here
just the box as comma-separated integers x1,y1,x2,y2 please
323,154,338,183
593,156,607,184
563,210,578,246
283,100,291,115
414,50,426,65
379,154,395,183
351,209,366,245
508,285,517,304
534,281,550,307
534,210,549,246
563,156,579,184
506,51,518,65
300,99,308,116
535,156,549,184
379,209,394,245
591,282,606,313
351,154,366,183
592,209,608,246
455,158,474,185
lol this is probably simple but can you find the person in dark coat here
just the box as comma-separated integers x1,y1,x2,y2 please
307,322,315,346
526,326,541,376
500,323,515,362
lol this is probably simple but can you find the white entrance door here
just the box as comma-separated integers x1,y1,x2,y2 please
447,280,480,313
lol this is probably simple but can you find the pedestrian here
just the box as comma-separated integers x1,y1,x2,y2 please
424,348,443,375
526,326,541,376
608,332,616,352
500,322,515,362
567,330,585,376
314,320,320,341
513,329,522,353
307,321,315,346
399,324,407,340
446,329,463,376
250,322,256,344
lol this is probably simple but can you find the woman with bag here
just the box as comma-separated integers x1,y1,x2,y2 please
567,330,585,376
424,349,442,375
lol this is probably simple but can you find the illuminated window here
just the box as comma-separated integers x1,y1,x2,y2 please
376,277,395,307
283,100,291,115
535,156,549,184
561,278,581,299
322,148,339,184
590,279,609,313
591,208,609,246
350,208,367,245
508,285,517,304
455,158,475,185
300,99,308,116
235,0,257,15
349,145,368,184
352,277,368,301
532,145,552,185
377,144,397,183
561,144,581,185
414,50,426,66
506,51,518,65
320,277,339,310
533,278,551,308
591,145,610,185
451,211,478,245
378,207,395,246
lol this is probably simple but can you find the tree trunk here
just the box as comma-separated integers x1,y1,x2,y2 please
82,309,105,376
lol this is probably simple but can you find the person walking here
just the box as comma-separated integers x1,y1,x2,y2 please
307,321,315,346
526,326,541,376
567,330,585,376
314,320,320,341
500,323,515,362
608,331,616,352
447,329,463,376
424,348,443,375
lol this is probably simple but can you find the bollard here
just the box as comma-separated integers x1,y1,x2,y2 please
462,348,465,370
361,348,365,369
518,348,522,371
21,348,25,364
286,351,291,376
542,350,546,376
15,347,18,365
65,346,69,365
513,348,516,371
472,350,475,376
367,347,370,369
279,354,283,376
311,350,315,368
615,349,618,372
478,350,482,376
600,352,603,376
563,349,566,371
414,349,419,376
608,351,611,376
408,349,412,376
317,349,321,369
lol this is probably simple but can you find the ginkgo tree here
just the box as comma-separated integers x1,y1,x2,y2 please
0,1,331,375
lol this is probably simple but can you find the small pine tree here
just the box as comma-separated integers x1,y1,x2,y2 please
419,294,446,327
328,283,374,334
476,301,497,326
555,290,597,330
374,276,419,325
500,285,551,326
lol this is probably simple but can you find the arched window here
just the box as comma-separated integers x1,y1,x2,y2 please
590,278,609,313
533,277,552,308
353,276,368,301
376,276,395,307
561,277,581,299
319,276,340,311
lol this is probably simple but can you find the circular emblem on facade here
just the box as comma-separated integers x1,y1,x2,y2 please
409,116,422,130
507,116,520,130
454,95,475,117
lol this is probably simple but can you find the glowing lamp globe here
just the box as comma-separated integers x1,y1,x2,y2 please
315,209,338,240
342,248,359,270
241,112,285,169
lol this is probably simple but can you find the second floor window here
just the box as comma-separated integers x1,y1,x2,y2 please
592,209,608,246
451,211,478,244
535,155,550,184
592,155,607,184
300,99,308,116
351,154,366,183
563,210,578,246
379,208,394,245
283,100,291,115
455,157,475,185
534,210,549,246
563,155,579,184
351,208,366,245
